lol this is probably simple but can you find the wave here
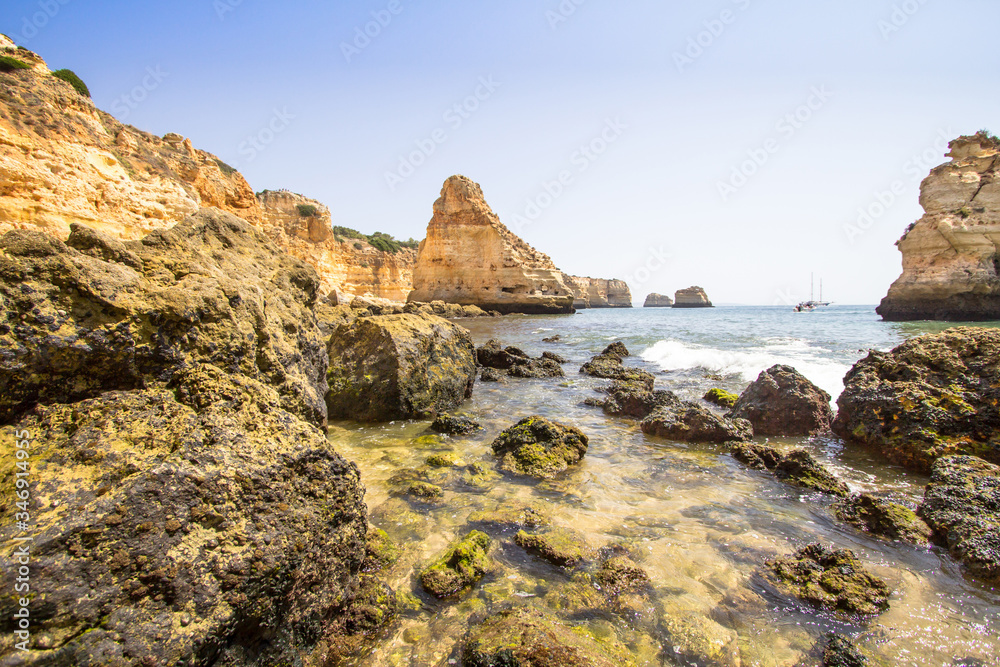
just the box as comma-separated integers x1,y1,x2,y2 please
640,339,851,400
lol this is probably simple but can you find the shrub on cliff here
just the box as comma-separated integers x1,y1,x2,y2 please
52,68,90,97
297,203,319,217
0,55,31,72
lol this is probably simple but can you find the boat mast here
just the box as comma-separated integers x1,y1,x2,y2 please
810,273,814,302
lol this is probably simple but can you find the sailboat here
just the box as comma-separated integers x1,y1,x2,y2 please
794,274,831,311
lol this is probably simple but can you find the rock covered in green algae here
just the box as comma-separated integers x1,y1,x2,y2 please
764,544,891,619
491,416,590,478
313,573,398,664
730,443,849,496
326,311,477,422
461,606,637,667
833,327,1000,473
426,452,461,467
467,504,550,531
729,364,834,436
595,552,651,596
704,387,739,409
602,341,631,357
641,400,753,444
579,353,656,388
918,455,1000,582
818,633,889,667
0,365,369,666
461,462,502,490
420,531,492,598
0,209,330,426
364,527,403,573
431,414,482,435
835,494,932,544
515,528,593,567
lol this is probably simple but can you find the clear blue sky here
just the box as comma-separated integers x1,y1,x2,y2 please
4,0,998,305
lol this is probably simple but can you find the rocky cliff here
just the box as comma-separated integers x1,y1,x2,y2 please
257,190,416,301
878,133,1000,321
567,276,633,308
408,175,577,314
673,286,713,308
0,38,414,302
644,293,674,307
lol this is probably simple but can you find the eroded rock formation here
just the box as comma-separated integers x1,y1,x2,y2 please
878,133,1000,321
673,286,713,308
567,276,633,308
408,176,575,314
643,293,674,307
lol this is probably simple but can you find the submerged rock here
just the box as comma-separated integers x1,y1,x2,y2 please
461,606,636,667
641,401,753,444
515,528,593,567
363,527,402,573
431,414,482,435
730,443,849,496
491,416,589,478
832,327,1000,473
918,455,1000,582
579,344,655,387
729,364,833,436
477,339,566,379
419,530,492,598
467,504,551,532
835,494,932,544
704,387,739,409
763,544,891,618
326,312,476,422
815,632,889,667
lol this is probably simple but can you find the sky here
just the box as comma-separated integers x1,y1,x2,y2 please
4,0,999,305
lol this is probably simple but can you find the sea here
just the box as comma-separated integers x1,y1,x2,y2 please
328,305,1000,666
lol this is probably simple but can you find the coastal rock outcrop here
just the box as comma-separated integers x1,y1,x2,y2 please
729,365,833,436
641,400,753,444
643,292,674,307
476,339,565,379
878,132,1000,321
0,208,329,426
325,312,476,422
836,494,932,544
673,286,714,308
567,276,633,308
918,455,1000,582
832,327,1000,473
730,443,849,496
491,416,589,478
408,176,577,314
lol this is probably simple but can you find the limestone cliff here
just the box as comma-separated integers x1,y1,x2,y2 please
644,293,674,307
674,286,713,308
408,175,577,314
567,276,633,308
257,190,416,300
878,133,1000,321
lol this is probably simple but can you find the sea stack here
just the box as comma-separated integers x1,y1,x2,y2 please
408,176,576,314
877,132,1000,321
568,277,633,308
673,286,713,308
643,293,674,307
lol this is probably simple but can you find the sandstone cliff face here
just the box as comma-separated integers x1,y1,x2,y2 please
408,175,577,314
878,133,1000,321
674,286,713,308
567,276,633,308
257,190,416,301
0,41,262,241
644,293,674,307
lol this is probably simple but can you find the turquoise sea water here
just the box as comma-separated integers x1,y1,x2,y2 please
330,306,1000,666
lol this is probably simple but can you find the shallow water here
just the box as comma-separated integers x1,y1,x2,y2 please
328,307,1000,666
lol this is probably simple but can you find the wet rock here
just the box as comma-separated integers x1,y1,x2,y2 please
661,610,740,667
602,380,677,419
326,312,476,422
461,606,636,667
315,573,398,663
602,341,631,357
0,366,368,665
918,455,1000,582
477,338,522,369
480,367,506,383
363,527,402,573
542,334,562,343
835,494,932,544
0,209,329,426
507,357,565,379
763,544,891,618
461,462,502,490
819,632,888,667
400,481,444,501
730,443,849,496
579,350,655,387
419,530,492,598
426,452,461,468
514,528,592,567
704,387,739,409
491,416,589,479
596,551,651,596
467,504,550,532
477,339,566,379
641,401,753,443
431,414,482,435
729,365,833,436
541,351,568,364
832,328,1000,473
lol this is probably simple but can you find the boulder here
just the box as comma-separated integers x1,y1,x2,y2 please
918,455,1000,582
491,416,589,478
0,209,329,426
326,312,476,422
673,286,713,308
835,494,932,544
763,544,891,619
641,402,753,444
832,328,1000,473
602,381,678,419
579,347,655,388
477,339,565,379
643,292,674,307
430,414,482,435
730,443,849,496
419,531,492,598
729,365,833,436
